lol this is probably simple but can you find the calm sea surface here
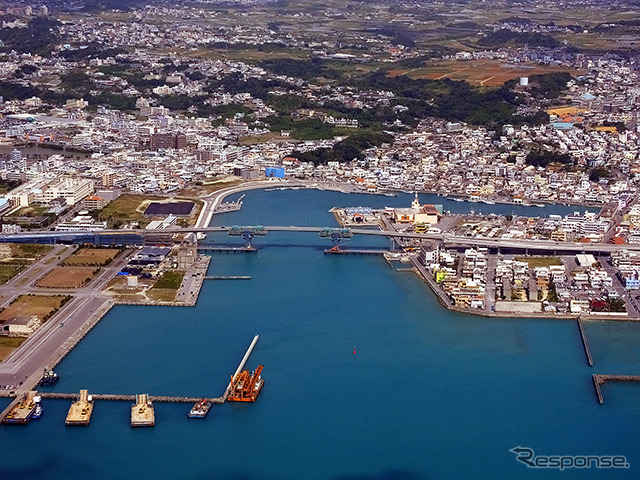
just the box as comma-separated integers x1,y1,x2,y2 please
0,190,636,480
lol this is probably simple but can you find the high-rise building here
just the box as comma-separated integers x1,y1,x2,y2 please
149,132,187,150
175,133,187,150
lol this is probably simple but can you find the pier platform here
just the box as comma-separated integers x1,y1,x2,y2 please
131,394,155,427
65,389,94,426
2,391,38,424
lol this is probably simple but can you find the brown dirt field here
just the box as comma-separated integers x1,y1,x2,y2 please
546,106,587,116
36,267,97,288
393,59,584,87
146,288,178,303
63,248,120,266
0,337,26,361
0,295,69,323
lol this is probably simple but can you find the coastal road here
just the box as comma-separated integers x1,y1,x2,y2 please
0,294,111,392
0,250,132,394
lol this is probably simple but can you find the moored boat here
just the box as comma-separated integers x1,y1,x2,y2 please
188,398,212,418
39,367,59,386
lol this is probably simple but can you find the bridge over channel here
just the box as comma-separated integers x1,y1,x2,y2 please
0,225,637,254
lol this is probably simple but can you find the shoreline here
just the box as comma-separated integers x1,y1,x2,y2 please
197,180,628,322
0,184,624,409
195,179,604,230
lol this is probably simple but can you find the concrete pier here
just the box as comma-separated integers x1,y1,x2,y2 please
592,374,640,404
577,317,593,366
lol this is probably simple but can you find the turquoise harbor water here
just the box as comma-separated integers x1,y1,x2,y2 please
1,190,638,480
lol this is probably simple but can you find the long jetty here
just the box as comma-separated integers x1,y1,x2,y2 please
577,317,593,366
39,392,225,404
592,374,640,404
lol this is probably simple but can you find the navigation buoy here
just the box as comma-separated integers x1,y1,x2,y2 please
353,347,356,355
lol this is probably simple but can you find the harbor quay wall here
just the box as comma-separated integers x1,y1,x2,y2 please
114,300,196,307
43,298,115,379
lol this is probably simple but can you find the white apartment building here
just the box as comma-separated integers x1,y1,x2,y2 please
36,177,94,206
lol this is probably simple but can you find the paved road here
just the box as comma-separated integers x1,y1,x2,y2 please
0,294,110,392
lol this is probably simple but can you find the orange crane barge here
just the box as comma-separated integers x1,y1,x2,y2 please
228,365,264,402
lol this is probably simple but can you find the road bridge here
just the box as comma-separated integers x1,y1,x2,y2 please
0,225,637,254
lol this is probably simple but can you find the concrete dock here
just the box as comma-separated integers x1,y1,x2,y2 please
131,394,155,427
65,389,94,426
